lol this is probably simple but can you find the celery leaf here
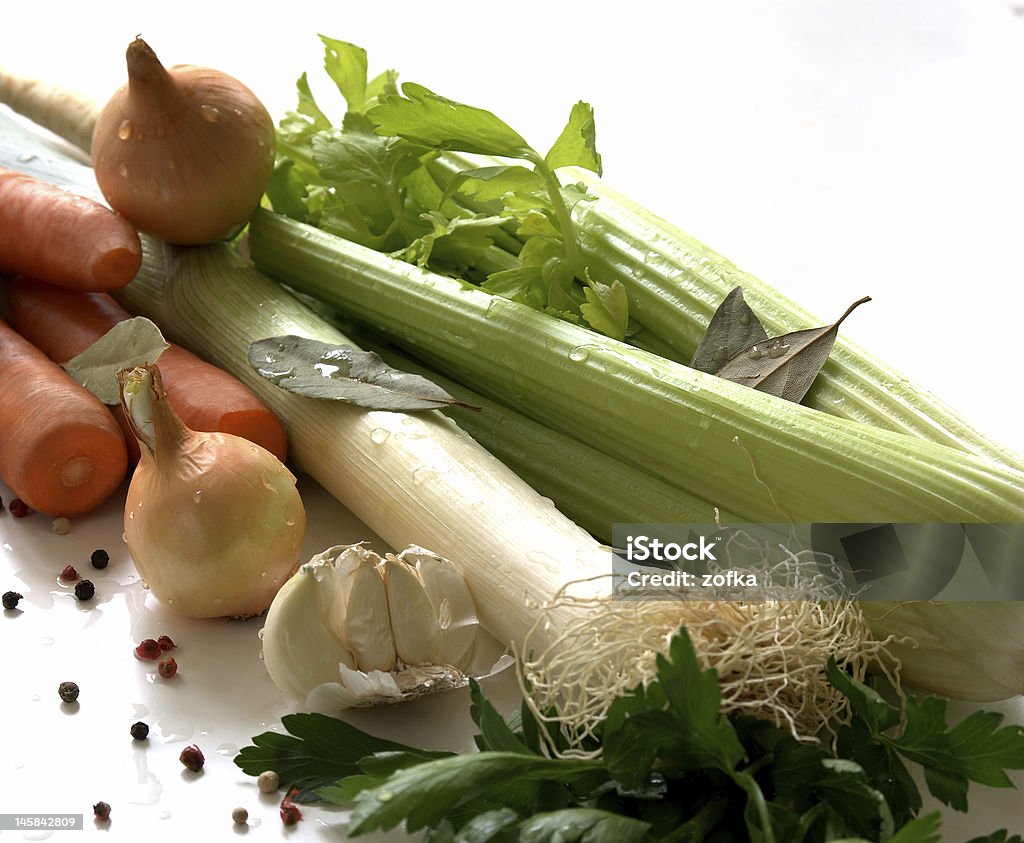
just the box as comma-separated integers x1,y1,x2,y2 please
545,101,603,175
319,36,369,113
370,82,533,159
580,274,629,341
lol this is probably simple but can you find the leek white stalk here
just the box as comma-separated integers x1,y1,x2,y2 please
864,602,1024,701
118,362,306,618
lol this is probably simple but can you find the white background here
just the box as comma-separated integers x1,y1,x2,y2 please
2,1,1023,840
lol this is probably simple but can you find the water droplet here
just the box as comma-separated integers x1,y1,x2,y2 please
377,790,394,802
128,510,135,520
118,162,129,179
370,428,390,445
739,312,751,325
568,346,589,362
747,346,763,360
16,151,36,163
158,810,172,820
832,396,846,406
685,432,700,448
412,466,440,486
200,104,220,123
192,490,202,503
212,597,224,605
768,343,789,359
148,175,162,194
712,346,729,364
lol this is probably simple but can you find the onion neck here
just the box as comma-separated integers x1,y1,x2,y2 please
119,363,191,462
125,37,180,103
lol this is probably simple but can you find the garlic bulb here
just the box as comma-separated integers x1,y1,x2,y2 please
118,363,305,618
92,37,276,245
261,543,480,709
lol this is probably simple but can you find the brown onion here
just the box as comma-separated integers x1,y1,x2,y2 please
92,37,275,245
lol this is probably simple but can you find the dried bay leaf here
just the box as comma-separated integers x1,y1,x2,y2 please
249,336,481,412
63,316,170,405
714,296,871,403
691,286,769,373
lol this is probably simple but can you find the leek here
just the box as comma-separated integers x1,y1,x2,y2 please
247,209,1024,526
114,242,611,655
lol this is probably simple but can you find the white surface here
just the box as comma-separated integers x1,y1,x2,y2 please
2,1,1024,839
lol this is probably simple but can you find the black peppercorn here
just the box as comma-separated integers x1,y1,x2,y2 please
90,549,110,569
93,801,111,821
58,681,80,703
2,591,23,610
130,721,150,741
74,580,95,601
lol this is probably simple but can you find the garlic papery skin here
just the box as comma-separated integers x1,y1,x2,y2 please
260,543,482,710
119,363,305,618
91,37,276,245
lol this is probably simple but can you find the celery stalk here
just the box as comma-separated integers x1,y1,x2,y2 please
247,209,1024,525
426,154,1021,470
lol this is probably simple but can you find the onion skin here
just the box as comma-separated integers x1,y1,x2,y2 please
120,363,305,618
92,38,276,245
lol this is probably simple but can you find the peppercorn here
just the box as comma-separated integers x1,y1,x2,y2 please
279,789,302,825
134,638,161,660
2,591,23,610
179,744,205,772
130,721,150,741
90,549,110,569
157,634,175,651
59,565,79,581
74,580,95,601
231,807,248,825
8,498,30,517
257,769,280,793
157,657,178,678
92,801,111,821
58,681,80,703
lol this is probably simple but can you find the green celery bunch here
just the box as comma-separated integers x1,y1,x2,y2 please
268,36,633,345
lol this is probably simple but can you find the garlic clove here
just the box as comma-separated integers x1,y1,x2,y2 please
403,547,479,670
382,554,442,667
341,553,396,672
260,562,356,701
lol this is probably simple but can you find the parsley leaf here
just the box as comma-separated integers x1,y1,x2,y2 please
233,712,451,802
343,752,602,835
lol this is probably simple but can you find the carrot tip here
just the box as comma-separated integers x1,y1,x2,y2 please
91,246,142,288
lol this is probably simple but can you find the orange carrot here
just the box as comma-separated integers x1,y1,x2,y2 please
0,318,128,517
4,278,289,462
0,166,141,291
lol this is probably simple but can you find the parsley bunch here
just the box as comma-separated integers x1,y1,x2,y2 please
236,628,1024,842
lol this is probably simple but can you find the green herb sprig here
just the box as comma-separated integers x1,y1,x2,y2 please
235,627,1024,841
